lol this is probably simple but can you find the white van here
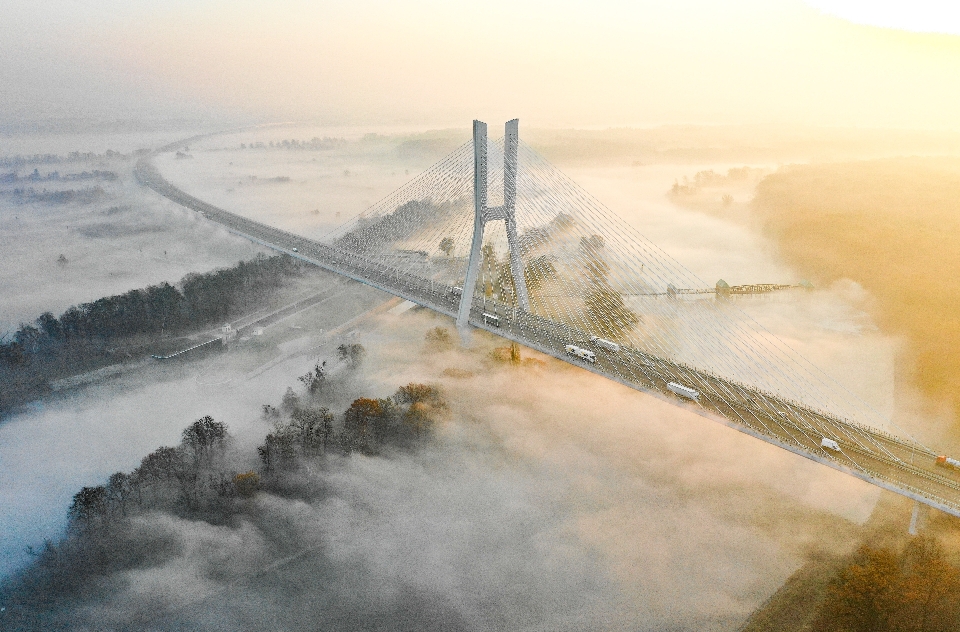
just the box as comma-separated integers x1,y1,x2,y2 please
821,437,840,451
565,344,597,364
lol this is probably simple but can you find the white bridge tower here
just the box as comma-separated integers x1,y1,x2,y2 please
456,119,530,330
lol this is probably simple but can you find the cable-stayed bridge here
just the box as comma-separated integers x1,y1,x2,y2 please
136,120,960,519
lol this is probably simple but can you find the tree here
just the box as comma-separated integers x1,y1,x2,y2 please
290,406,334,455
394,383,442,405
342,397,383,453
258,431,296,472
298,361,327,396
105,472,131,516
181,415,228,463
68,486,108,526
524,256,556,294
36,312,63,343
281,387,300,413
403,402,433,437
132,445,193,509
439,237,454,256
579,233,638,338
337,343,366,366
0,335,24,366
261,404,281,420
394,383,446,439
892,537,960,632
812,539,960,632
233,471,260,498
425,326,452,349
813,545,902,632
134,446,183,484
14,324,42,354
258,405,334,470
584,285,639,338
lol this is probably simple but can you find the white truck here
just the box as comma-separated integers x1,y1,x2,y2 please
667,381,699,400
820,437,841,451
565,344,596,363
590,336,621,352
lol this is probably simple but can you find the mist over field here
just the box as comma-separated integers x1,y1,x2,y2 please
0,124,927,630
2,307,884,630
0,145,267,332
5,0,960,630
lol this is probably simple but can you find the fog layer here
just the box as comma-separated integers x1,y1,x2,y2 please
3,309,880,630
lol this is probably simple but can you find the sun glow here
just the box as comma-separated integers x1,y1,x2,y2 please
805,1,960,36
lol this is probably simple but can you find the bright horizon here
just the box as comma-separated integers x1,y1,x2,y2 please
806,1,960,36
2,1,960,131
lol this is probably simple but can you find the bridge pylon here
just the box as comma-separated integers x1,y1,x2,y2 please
456,119,530,337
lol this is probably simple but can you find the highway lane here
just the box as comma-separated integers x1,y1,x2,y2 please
136,157,960,517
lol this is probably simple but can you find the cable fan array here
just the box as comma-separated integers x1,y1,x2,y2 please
319,132,925,455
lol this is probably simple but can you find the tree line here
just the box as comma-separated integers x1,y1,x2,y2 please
0,254,305,415
237,137,347,150
0,169,118,184
260,371,445,469
62,377,444,531
2,186,109,205
0,149,143,169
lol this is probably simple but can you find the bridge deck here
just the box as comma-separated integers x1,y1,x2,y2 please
135,158,960,517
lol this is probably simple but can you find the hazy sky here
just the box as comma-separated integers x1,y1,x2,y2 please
809,1,960,35
2,0,960,129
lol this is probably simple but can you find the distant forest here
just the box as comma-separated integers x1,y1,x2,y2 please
0,169,118,184
236,137,347,151
0,149,147,169
0,254,304,415
1,186,109,205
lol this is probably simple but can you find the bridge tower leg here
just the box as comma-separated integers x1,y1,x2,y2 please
457,120,489,334
457,119,529,338
503,119,530,312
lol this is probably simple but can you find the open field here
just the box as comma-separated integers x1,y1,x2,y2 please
0,145,266,334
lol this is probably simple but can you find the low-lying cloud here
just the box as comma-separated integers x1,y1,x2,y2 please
0,308,885,631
